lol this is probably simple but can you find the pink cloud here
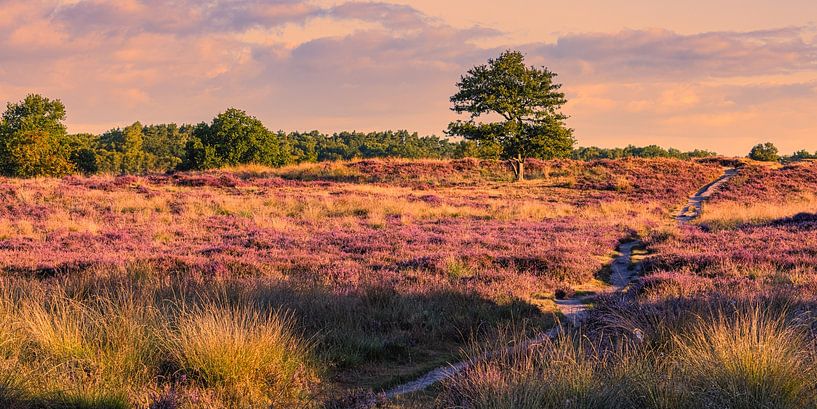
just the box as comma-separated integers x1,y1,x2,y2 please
0,1,815,155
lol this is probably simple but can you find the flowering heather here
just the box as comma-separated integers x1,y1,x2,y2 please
0,158,727,405
0,158,718,282
711,161,817,204
642,161,817,300
641,224,817,300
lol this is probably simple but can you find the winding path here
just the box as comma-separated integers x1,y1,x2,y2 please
676,168,738,223
382,168,737,400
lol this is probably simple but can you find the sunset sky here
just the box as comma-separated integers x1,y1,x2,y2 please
1,0,816,155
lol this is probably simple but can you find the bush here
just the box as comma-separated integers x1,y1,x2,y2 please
749,142,780,162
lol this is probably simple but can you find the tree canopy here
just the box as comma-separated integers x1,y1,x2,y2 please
749,142,780,162
447,50,575,180
181,108,284,170
573,145,717,161
0,94,75,177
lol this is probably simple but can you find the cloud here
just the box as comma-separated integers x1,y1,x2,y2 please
0,0,815,155
526,27,817,81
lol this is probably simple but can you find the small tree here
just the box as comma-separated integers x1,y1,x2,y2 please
447,50,575,181
749,142,780,162
180,108,283,170
0,94,75,177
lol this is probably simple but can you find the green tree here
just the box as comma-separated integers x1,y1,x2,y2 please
447,50,575,180
749,142,780,162
97,122,155,174
64,133,99,174
181,109,283,170
142,124,191,170
0,94,75,177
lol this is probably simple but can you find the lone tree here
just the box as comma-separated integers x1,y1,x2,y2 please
749,142,780,162
447,50,575,180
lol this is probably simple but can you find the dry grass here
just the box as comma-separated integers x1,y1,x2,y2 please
440,306,817,409
169,303,315,406
674,307,815,408
698,193,817,229
0,278,317,408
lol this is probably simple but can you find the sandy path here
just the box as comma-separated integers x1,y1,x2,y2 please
381,169,736,400
555,240,641,325
676,168,737,223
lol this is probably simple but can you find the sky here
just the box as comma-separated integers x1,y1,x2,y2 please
1,0,816,155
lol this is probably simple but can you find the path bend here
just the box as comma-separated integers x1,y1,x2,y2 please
381,168,737,400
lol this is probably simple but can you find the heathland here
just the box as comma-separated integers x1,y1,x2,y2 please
3,45,817,409
2,156,816,408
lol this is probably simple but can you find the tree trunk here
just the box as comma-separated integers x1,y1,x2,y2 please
510,156,525,182
517,159,524,181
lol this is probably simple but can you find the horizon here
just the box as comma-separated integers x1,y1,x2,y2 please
2,1,817,156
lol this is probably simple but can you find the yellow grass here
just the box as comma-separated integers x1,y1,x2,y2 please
0,279,316,408
169,302,315,406
699,193,817,229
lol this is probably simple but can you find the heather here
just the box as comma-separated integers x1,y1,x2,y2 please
0,157,727,406
640,162,817,298
437,159,817,409
711,162,817,205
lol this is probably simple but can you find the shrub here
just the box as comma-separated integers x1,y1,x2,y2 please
749,142,780,162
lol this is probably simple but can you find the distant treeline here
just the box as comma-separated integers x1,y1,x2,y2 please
1,94,726,178
571,145,717,161
68,125,720,175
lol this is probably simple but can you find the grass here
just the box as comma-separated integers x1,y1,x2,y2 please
674,307,815,408
698,193,817,229
169,303,314,406
440,304,817,409
0,278,318,408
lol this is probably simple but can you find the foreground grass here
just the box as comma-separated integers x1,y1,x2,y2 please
0,271,554,407
0,278,316,408
439,303,817,409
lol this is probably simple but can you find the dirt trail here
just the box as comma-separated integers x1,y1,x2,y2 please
382,169,736,400
676,168,737,223
554,240,641,325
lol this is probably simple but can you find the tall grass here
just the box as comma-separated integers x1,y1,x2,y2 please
698,193,817,229
440,332,603,409
675,307,815,408
440,305,817,409
169,303,314,406
0,278,318,408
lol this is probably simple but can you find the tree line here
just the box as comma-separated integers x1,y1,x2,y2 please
0,93,723,178
3,52,814,178
0,95,466,177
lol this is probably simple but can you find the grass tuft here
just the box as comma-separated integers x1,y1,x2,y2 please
169,302,315,406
